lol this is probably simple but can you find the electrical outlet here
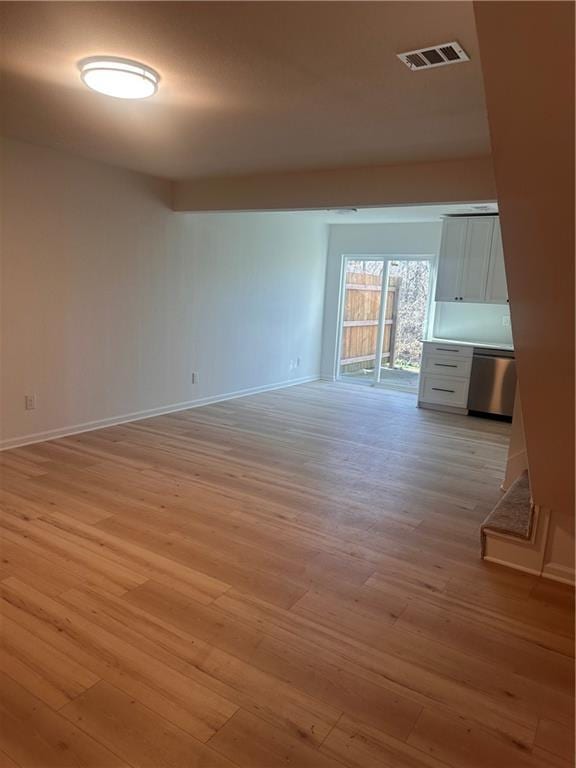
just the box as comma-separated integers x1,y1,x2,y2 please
296,357,301,367
191,372,199,384
24,394,37,410
502,315,511,328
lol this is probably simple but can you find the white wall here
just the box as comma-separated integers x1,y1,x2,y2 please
0,138,327,448
433,301,513,345
320,222,442,379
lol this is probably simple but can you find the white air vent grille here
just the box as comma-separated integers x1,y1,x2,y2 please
397,42,469,71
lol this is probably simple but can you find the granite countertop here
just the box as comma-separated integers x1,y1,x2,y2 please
423,337,514,351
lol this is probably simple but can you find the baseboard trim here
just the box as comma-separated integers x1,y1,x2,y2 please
0,375,320,451
542,562,576,586
482,556,542,577
484,554,575,586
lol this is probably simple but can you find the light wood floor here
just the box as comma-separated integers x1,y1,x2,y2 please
0,381,574,768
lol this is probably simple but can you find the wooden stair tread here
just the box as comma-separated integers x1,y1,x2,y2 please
481,471,534,543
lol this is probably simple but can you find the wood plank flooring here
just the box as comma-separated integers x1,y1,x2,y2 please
0,381,574,767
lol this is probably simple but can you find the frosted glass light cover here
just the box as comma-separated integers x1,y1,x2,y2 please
79,57,159,99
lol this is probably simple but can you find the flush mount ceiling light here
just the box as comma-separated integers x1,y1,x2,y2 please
78,56,159,99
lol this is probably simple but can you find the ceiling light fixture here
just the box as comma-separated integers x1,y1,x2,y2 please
78,56,159,99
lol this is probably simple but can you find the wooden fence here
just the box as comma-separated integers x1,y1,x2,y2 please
340,271,399,371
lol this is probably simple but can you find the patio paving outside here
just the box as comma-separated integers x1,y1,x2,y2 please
341,366,420,394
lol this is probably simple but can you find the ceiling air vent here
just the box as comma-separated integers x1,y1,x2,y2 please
397,42,469,71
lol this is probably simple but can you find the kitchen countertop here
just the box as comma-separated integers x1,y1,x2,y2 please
423,337,514,351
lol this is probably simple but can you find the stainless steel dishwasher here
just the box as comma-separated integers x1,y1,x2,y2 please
467,347,516,420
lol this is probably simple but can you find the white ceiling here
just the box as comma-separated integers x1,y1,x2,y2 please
0,1,490,180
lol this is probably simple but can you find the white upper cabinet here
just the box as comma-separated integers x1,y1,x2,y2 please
460,218,493,301
435,218,467,301
435,216,508,304
485,219,509,303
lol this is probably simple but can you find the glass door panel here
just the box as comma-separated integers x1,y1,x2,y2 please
339,260,384,382
376,259,431,392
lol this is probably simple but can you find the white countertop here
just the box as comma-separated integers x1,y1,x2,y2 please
424,337,514,351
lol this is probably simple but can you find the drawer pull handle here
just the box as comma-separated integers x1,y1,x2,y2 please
434,363,457,368
435,348,459,352
432,387,455,393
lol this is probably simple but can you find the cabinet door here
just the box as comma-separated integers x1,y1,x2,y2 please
460,217,494,301
485,219,509,303
435,218,467,301
419,374,470,408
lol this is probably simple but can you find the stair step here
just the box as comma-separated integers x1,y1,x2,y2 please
481,471,534,553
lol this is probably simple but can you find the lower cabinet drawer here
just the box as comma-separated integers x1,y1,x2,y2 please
424,342,473,358
422,355,472,378
419,374,470,408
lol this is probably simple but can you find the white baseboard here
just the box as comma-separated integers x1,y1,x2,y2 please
482,556,542,578
542,562,576,586
483,555,575,585
0,375,320,452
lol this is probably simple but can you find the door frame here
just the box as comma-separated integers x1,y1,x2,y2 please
334,254,435,383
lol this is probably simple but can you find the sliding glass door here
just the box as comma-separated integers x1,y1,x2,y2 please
337,257,431,391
